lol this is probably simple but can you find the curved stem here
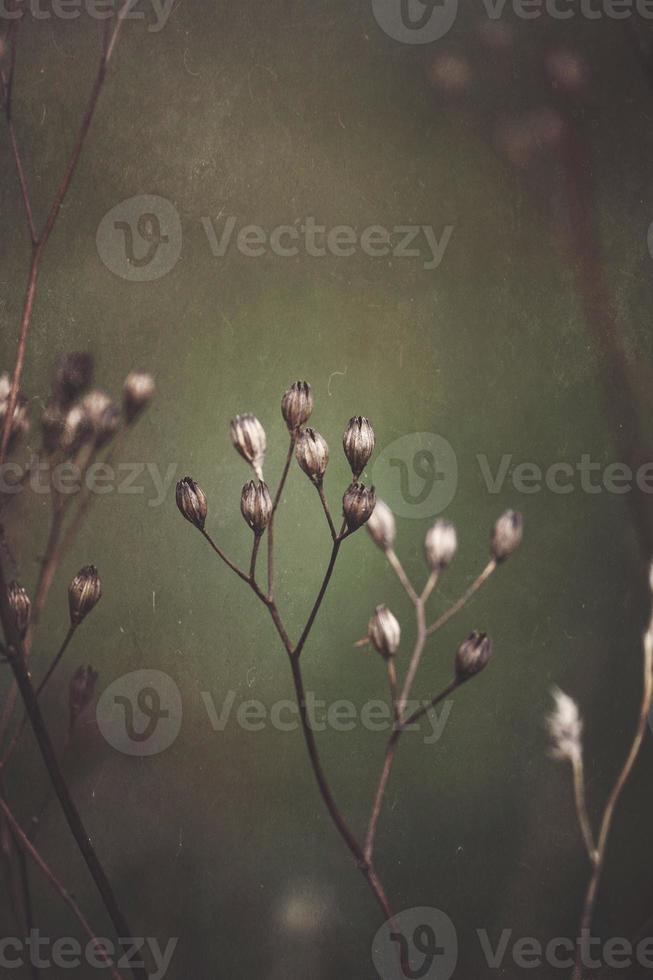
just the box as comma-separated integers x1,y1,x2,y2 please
571,752,597,865
0,796,123,980
425,560,497,637
294,536,342,660
267,436,295,598
571,621,653,980
316,483,337,541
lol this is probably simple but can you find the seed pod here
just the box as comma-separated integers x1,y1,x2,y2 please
123,370,155,423
54,352,94,406
343,416,375,478
491,510,523,562
295,427,329,485
68,565,102,626
455,631,492,682
60,404,93,456
81,390,120,447
69,664,100,731
366,498,396,551
368,604,401,658
7,581,30,639
176,477,208,530
281,381,314,432
240,480,273,534
230,413,266,480
343,482,376,532
424,519,457,571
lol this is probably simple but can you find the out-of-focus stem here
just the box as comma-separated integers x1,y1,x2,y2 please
425,560,497,637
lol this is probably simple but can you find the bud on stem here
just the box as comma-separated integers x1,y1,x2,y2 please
7,581,30,639
343,482,376,532
68,565,102,627
455,631,492,682
176,477,208,530
281,381,314,432
295,428,329,485
368,604,401,658
343,416,375,478
240,481,273,535
230,413,267,480
491,510,523,562
424,519,457,571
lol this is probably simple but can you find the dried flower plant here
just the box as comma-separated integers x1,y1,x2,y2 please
548,568,653,980
0,7,154,972
177,380,523,920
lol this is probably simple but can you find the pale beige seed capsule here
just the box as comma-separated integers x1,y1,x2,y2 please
68,565,102,626
295,428,329,484
455,631,492,682
424,519,457,571
176,477,208,530
491,510,523,562
230,413,266,480
343,417,375,478
240,480,273,535
368,604,401,658
281,381,314,432
366,499,396,551
123,370,155,423
343,482,376,532
547,687,583,762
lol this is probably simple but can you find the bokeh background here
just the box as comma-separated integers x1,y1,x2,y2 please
1,2,653,977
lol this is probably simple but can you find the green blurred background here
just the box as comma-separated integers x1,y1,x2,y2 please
1,2,653,977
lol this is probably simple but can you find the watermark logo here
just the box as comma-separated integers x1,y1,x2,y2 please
372,906,458,980
96,195,182,282
372,433,458,519
97,670,182,756
372,0,459,43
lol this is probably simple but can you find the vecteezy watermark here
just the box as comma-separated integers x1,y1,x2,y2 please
0,932,177,978
0,0,175,31
201,217,453,270
372,0,653,44
96,195,182,281
0,459,176,507
97,670,183,756
372,432,458,519
372,907,653,978
97,671,455,756
96,195,454,280
372,906,459,980
478,452,653,496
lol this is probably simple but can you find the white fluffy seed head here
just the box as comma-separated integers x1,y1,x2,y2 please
547,687,583,762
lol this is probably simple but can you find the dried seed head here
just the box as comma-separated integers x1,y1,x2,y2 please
368,604,401,658
455,630,492,682
491,509,523,562
343,482,376,532
82,390,119,447
547,687,582,762
123,370,155,423
366,498,396,551
176,477,208,530
60,404,93,456
69,664,99,729
7,581,30,639
424,519,457,571
54,352,94,406
240,480,273,534
281,381,314,432
343,416,375,478
230,413,266,480
68,565,102,626
0,373,30,446
295,427,329,484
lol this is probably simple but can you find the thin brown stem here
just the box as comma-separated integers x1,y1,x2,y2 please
293,536,342,660
0,4,129,466
571,752,597,865
0,796,123,980
1,625,77,769
267,436,295,598
250,533,262,582
364,679,459,864
386,658,398,720
425,559,497,637
571,621,653,980
290,655,393,919
316,483,337,541
386,548,419,605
